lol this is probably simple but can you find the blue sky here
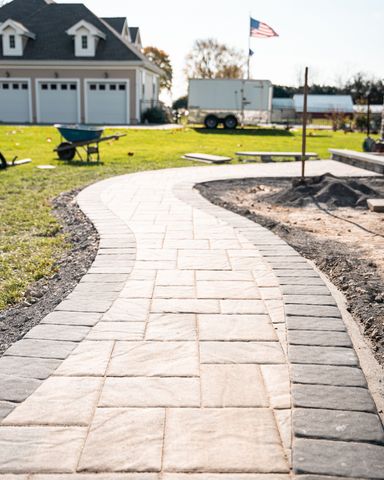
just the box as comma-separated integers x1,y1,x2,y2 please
59,0,384,101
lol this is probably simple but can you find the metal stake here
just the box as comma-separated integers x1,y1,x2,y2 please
301,66,309,181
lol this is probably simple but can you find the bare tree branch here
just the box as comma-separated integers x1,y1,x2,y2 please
185,38,245,79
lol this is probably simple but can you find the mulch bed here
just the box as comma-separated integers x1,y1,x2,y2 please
0,189,99,356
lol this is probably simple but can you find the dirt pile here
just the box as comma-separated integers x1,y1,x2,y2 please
268,173,382,208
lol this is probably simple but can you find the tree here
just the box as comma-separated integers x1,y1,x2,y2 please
345,73,383,104
172,95,188,110
143,46,173,91
185,38,245,79
381,100,384,139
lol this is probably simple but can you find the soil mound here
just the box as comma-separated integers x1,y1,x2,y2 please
269,173,381,208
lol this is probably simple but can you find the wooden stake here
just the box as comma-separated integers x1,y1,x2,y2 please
301,66,309,181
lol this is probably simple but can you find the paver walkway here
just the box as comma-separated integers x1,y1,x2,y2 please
0,160,383,479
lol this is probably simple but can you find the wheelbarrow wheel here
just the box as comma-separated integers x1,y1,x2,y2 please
57,142,76,161
0,152,7,169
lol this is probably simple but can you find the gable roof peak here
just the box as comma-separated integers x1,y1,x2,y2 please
0,18,36,38
66,19,106,39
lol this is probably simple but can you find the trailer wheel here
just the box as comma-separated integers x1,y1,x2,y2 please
204,115,219,129
223,115,238,129
57,142,76,161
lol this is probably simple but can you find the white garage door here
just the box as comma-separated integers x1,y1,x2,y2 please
37,81,79,124
86,81,129,124
0,80,31,123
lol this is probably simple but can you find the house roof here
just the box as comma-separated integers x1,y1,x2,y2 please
272,98,295,110
129,27,139,43
0,0,156,69
293,94,354,113
101,17,126,35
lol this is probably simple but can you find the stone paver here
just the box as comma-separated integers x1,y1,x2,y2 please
1,161,383,478
78,408,164,472
108,341,200,377
2,377,102,426
0,357,60,380
293,438,384,478
100,377,200,407
198,314,277,341
293,409,384,443
201,364,269,407
0,427,86,473
163,408,289,473
145,313,196,341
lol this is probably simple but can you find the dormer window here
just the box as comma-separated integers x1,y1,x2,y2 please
0,19,36,56
81,35,88,49
9,35,16,49
66,20,106,57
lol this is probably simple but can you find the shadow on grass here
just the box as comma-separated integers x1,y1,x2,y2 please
55,159,104,167
194,127,293,137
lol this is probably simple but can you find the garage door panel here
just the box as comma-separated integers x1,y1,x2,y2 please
86,81,129,124
0,80,30,123
37,81,79,124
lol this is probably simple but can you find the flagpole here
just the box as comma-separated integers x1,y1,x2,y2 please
247,14,251,79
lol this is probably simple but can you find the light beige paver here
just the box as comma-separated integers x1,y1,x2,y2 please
103,298,150,322
99,377,200,407
198,314,277,341
178,251,231,270
260,365,291,409
196,281,260,299
220,299,266,314
86,321,145,340
108,341,200,376
0,427,86,473
196,270,254,281
156,270,195,286
162,475,290,480
33,475,159,479
78,408,164,472
119,280,155,298
201,364,269,407
275,409,292,450
163,408,289,472
136,249,177,261
145,313,197,341
200,341,285,364
2,377,102,425
54,340,114,376
153,285,196,298
151,299,220,314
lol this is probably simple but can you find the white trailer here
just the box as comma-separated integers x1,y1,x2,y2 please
188,79,273,129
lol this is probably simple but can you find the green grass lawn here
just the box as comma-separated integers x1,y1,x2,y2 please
0,124,366,310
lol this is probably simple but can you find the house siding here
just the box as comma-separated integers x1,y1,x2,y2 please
0,66,140,123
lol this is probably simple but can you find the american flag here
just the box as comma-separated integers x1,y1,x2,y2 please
250,18,278,38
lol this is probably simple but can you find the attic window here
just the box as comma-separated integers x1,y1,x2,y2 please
9,35,16,49
81,35,88,49
66,20,106,57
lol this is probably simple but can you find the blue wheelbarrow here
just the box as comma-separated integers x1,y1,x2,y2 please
54,124,126,162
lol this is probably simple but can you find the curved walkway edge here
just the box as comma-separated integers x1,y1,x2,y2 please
0,160,383,479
